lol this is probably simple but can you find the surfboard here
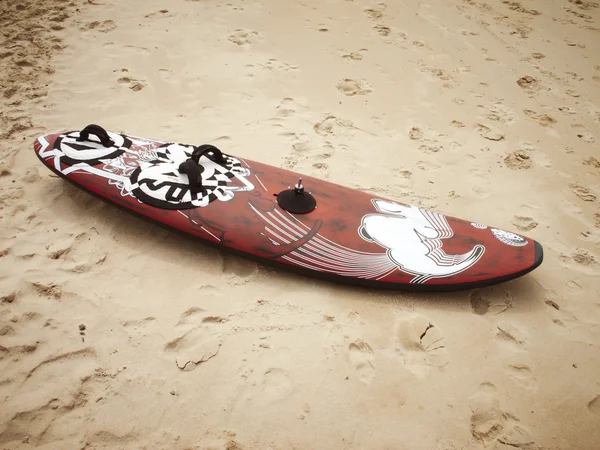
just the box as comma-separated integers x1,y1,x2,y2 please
33,124,543,291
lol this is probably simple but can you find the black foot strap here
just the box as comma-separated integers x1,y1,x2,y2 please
193,144,227,165
178,144,227,192
77,124,114,147
178,159,204,193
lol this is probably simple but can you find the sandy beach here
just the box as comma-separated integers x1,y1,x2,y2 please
1,0,600,448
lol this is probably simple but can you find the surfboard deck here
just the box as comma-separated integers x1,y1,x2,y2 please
33,125,543,292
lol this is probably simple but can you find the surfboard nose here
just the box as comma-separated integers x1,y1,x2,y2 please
532,240,544,271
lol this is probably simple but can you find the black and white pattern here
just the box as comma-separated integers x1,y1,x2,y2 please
358,200,485,283
128,143,254,210
250,198,487,284
490,228,528,247
53,130,132,165
471,222,487,229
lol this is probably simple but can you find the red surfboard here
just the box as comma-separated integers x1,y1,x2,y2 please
33,124,543,291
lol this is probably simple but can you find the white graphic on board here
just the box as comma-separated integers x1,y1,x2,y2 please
129,143,254,209
53,130,131,165
358,199,485,283
251,202,398,280
38,133,254,209
490,228,528,247
471,222,487,229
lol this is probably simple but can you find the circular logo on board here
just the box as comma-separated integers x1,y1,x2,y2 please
54,131,132,166
491,228,528,247
128,143,254,210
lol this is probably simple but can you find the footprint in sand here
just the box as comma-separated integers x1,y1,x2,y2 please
419,142,443,153
393,169,412,179
576,132,595,143
409,127,424,140
475,123,504,141
569,0,599,11
504,150,531,170
496,321,527,349
583,157,600,169
243,64,256,79
1,349,99,441
122,316,157,329
228,29,259,46
545,299,561,312
559,106,577,115
421,67,452,81
364,7,384,20
558,249,597,276
82,20,116,33
144,9,170,19
311,161,329,178
260,59,299,71
588,395,600,417
470,382,535,447
165,328,221,371
566,7,593,20
117,76,146,92
392,313,448,377
374,25,391,37
164,308,224,371
336,78,372,96
565,71,584,81
0,309,45,363
275,97,298,118
25,346,97,385
409,126,445,152
523,109,556,126
30,281,62,300
298,402,311,420
516,75,541,91
348,341,376,384
283,141,311,170
571,249,596,266
511,215,538,231
469,288,514,315
0,324,15,336
3,351,124,445
313,115,359,137
569,183,597,202
507,363,538,389
481,102,517,124
46,231,107,273
503,1,541,15
121,317,157,344
2,290,16,304
342,49,368,61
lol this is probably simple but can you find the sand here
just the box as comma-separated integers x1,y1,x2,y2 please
1,0,600,448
